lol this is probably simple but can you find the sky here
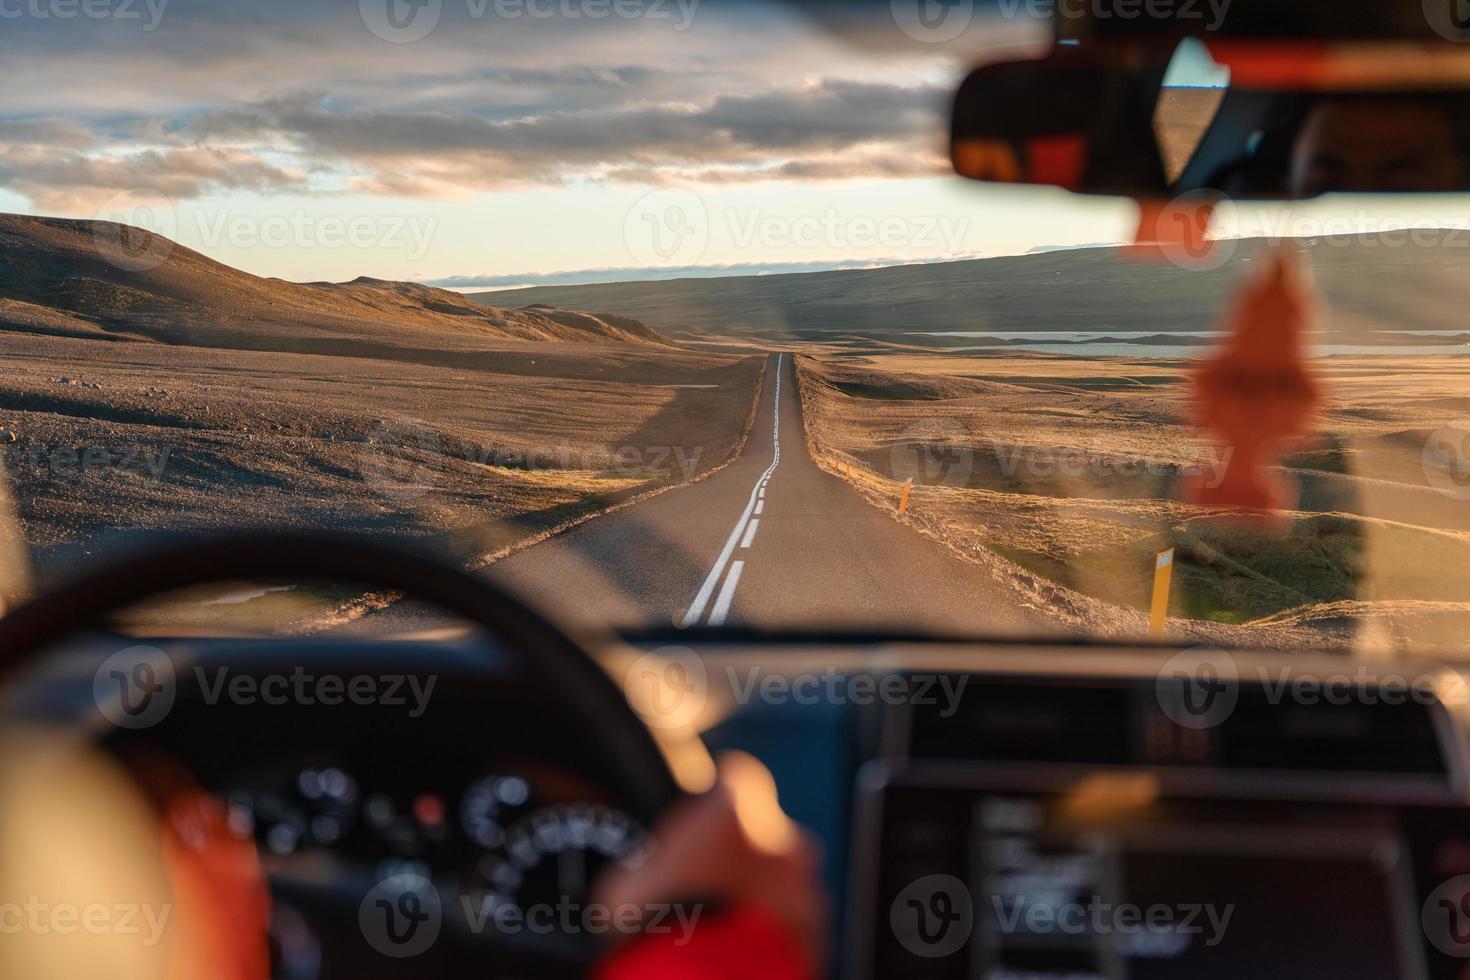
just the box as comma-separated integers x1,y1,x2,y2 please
0,0,1161,288
7,0,1449,293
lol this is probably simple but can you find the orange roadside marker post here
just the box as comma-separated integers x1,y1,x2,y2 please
898,478,913,514
1149,548,1175,637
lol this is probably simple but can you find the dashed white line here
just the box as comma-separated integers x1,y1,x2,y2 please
680,353,782,628
754,500,764,515
707,561,745,626
740,519,760,549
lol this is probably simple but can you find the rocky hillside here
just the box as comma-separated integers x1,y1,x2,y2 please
0,214,674,350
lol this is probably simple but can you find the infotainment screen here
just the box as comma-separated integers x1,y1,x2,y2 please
858,768,1447,980
975,795,1414,978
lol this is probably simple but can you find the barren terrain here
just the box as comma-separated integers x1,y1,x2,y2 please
796,350,1470,653
0,215,762,600
6,210,1468,651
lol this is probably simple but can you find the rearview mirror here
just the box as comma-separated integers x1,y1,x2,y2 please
952,42,1470,199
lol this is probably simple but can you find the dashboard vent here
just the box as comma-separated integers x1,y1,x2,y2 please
901,673,1451,777
1215,687,1446,774
905,677,1136,765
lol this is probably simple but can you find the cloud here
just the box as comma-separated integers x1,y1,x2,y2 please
0,122,306,212
0,0,970,212
181,79,948,198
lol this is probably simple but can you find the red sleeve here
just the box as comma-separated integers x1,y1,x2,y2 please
595,903,813,980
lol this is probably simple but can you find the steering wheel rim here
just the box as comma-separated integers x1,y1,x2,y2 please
0,530,682,819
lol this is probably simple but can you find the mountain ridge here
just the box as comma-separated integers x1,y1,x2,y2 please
468,233,1470,341
0,213,674,350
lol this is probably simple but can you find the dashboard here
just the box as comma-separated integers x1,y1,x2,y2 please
11,632,1470,979
223,757,644,920
9,635,664,978
674,639,1470,980
222,753,646,977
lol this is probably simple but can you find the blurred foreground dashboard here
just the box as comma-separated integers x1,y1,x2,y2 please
676,638,1470,980
12,634,1470,980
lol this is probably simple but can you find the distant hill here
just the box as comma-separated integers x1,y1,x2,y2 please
470,234,1470,342
0,214,673,350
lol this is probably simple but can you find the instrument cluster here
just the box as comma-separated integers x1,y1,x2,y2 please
218,758,647,915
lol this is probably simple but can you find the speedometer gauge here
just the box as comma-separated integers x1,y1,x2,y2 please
460,774,532,849
497,803,646,907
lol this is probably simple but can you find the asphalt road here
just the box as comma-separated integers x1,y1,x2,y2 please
485,353,1036,635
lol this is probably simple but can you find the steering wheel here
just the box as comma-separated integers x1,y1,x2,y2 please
0,531,684,978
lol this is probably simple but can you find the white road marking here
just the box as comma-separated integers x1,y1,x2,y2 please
740,519,760,549
707,561,745,627
754,500,764,515
680,353,782,627
758,486,766,499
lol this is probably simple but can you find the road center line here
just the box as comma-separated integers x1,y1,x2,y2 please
679,353,782,627
707,561,745,626
740,519,760,549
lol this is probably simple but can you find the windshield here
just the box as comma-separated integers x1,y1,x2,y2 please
1,2,1468,654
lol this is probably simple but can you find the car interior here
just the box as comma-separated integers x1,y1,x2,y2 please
5,1,1470,978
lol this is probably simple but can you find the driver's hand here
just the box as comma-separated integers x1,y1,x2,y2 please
593,751,828,980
